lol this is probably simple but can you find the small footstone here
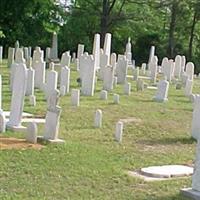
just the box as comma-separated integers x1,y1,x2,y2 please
26,122,38,144
100,90,108,100
115,121,123,142
113,94,120,104
94,109,102,128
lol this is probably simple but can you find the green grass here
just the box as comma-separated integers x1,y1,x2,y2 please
0,59,199,199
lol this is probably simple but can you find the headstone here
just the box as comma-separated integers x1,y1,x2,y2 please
149,58,157,83
103,33,111,64
26,67,35,96
0,46,3,63
50,32,58,60
174,55,182,78
103,65,114,91
28,47,32,57
60,51,71,67
29,95,36,106
192,95,200,140
113,77,117,87
113,94,120,104
45,47,51,62
186,62,194,81
7,63,27,128
0,75,1,109
71,89,80,107
26,122,37,144
141,63,146,75
124,82,131,95
8,47,15,68
136,79,144,91
32,47,45,89
0,110,6,133
148,46,155,65
165,59,173,82
133,67,139,81
44,89,63,142
181,55,186,73
100,90,108,100
60,66,70,95
125,37,132,64
72,52,76,63
94,109,102,128
115,121,123,142
79,54,95,96
153,80,169,102
77,44,84,70
93,33,100,70
110,53,117,70
23,47,29,60
184,79,193,97
45,63,58,99
161,57,168,74
99,49,109,80
116,56,128,84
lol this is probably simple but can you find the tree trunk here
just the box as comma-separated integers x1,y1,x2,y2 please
167,1,178,58
100,0,109,47
188,11,197,60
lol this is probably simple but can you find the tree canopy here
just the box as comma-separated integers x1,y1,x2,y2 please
1,0,200,72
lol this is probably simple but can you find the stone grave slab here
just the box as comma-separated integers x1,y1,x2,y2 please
180,188,200,200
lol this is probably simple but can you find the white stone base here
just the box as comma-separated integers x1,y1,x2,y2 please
6,125,27,132
181,188,200,200
153,97,168,103
37,136,65,144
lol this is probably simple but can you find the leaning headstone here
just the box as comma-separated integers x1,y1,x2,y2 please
79,54,95,96
45,63,58,99
184,79,193,97
93,33,100,70
43,89,64,143
103,65,114,91
124,82,131,95
153,80,169,102
26,122,37,144
113,94,120,104
71,89,80,107
192,95,200,140
7,63,27,129
115,121,123,143
94,109,102,128
0,110,6,133
116,56,128,84
100,90,108,100
60,66,70,95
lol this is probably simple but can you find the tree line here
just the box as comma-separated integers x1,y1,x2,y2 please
1,0,200,72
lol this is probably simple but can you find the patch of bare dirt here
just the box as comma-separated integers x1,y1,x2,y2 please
0,136,44,150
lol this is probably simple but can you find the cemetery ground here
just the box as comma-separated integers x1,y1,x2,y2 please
0,59,199,200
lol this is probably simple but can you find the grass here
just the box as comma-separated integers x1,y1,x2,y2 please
0,59,199,199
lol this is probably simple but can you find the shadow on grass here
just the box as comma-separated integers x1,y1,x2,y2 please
138,136,196,146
